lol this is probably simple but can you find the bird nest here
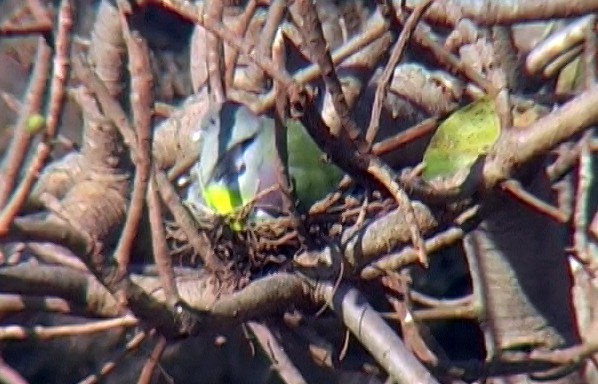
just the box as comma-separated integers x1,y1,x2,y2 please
167,191,397,285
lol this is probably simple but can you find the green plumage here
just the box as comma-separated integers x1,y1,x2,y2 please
286,119,343,211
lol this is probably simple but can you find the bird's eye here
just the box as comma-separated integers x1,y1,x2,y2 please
235,158,246,174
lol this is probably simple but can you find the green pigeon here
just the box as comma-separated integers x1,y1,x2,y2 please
185,101,343,227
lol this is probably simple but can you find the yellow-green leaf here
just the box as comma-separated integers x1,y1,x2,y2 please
422,97,500,181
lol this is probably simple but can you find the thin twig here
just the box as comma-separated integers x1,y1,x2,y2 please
44,0,73,140
365,0,434,148
0,21,53,36
590,211,598,244
137,336,167,384
406,14,495,94
272,37,311,247
244,0,286,91
384,283,442,365
152,0,294,86
0,315,138,340
583,15,597,90
0,144,51,234
204,0,226,103
27,242,88,271
0,357,28,384
367,160,428,266
294,0,360,140
26,0,52,24
0,39,51,207
0,0,74,232
247,321,308,384
147,176,179,306
412,303,477,321
154,168,225,271
372,117,438,156
526,15,593,76
361,226,466,279
256,15,389,113
501,180,569,224
224,0,258,89
409,291,473,308
544,46,583,80
0,293,72,315
113,3,154,277
79,331,150,384
166,154,199,181
572,133,593,263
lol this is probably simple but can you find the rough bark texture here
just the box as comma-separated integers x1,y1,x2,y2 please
465,170,580,383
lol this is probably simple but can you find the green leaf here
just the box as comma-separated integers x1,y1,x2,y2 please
422,97,500,181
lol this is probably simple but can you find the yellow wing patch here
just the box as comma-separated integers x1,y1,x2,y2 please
201,184,244,231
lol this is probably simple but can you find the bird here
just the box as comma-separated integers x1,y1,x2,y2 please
185,101,343,228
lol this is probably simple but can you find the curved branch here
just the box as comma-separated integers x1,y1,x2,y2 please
484,85,598,187
404,0,598,26
321,282,440,384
